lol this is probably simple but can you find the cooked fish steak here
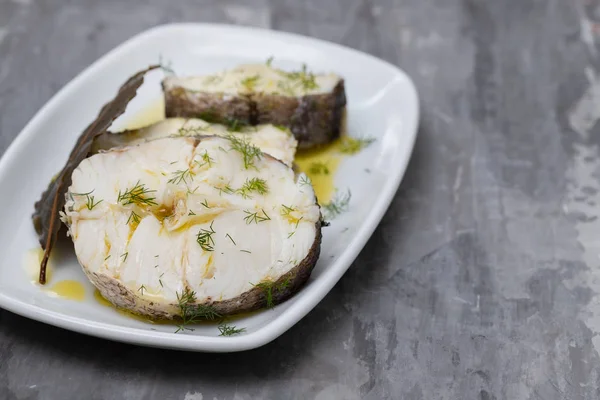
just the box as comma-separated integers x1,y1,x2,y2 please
92,118,297,167
63,136,321,318
163,64,346,148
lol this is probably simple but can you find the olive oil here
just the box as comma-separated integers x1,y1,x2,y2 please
47,280,85,301
295,137,343,204
93,289,159,323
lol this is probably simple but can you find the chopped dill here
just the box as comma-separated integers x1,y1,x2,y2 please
225,233,236,245
339,136,376,154
236,177,269,198
309,162,329,175
159,273,164,288
322,189,351,219
120,252,128,262
118,181,157,206
72,190,103,210
168,168,194,185
253,278,291,308
299,175,312,187
281,64,319,91
158,54,175,75
243,209,271,224
241,74,260,90
195,150,214,168
216,184,235,196
175,288,222,332
126,210,141,225
188,210,196,216
104,255,111,261
138,285,147,295
196,221,216,252
187,186,199,195
287,231,295,239
227,135,262,169
280,204,296,217
240,249,252,254
218,324,246,336
201,199,211,208
224,118,245,132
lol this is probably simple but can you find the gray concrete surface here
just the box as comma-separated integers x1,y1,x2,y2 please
1,0,600,399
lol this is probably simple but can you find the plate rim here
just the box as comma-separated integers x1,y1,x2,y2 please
0,22,420,352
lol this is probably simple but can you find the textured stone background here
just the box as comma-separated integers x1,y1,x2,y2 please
2,0,600,399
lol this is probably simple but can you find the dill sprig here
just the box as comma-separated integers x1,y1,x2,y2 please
118,181,157,206
323,189,351,219
309,161,330,175
280,204,296,217
227,135,262,169
196,221,216,252
216,184,235,196
201,199,211,208
138,284,147,295
241,74,260,91
243,209,271,224
253,278,291,308
188,210,196,216
236,177,269,198
168,168,194,185
282,64,319,91
339,136,376,154
72,190,103,210
298,175,312,187
126,210,141,225
218,324,246,336
221,118,247,132
175,288,222,333
195,150,214,168
225,233,236,245
120,252,128,262
158,54,175,75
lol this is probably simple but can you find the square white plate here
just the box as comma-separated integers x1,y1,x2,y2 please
0,23,419,352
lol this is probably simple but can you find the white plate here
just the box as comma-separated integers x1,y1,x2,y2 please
0,23,419,352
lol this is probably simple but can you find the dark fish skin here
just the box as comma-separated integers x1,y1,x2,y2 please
162,79,346,149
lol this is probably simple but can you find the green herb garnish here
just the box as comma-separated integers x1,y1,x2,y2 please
196,221,216,251
175,288,222,333
126,210,141,225
72,190,103,210
236,177,269,198
241,74,260,90
218,324,246,336
117,181,157,206
243,209,271,224
225,233,236,245
228,135,262,169
168,168,194,185
322,189,351,219
339,136,376,154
